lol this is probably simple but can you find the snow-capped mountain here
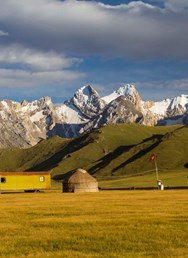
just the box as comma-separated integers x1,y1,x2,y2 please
102,84,142,110
0,96,61,147
70,85,106,118
82,95,143,133
143,94,188,125
0,84,187,148
54,85,106,137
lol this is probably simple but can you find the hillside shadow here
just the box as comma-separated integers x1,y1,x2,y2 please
89,134,163,175
112,126,187,173
88,145,134,175
26,132,95,172
112,140,162,172
52,169,75,181
47,123,84,138
157,115,184,125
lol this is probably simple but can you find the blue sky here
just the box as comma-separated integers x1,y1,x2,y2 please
0,0,188,103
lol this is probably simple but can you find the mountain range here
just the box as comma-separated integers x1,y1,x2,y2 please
0,84,187,148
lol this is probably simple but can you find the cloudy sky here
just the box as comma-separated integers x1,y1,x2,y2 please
0,0,188,103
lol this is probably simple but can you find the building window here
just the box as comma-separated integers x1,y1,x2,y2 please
39,176,45,182
1,177,6,183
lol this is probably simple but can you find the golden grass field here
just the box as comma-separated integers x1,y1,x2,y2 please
0,190,188,258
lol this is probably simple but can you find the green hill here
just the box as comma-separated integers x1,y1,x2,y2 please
0,123,187,187
0,136,69,172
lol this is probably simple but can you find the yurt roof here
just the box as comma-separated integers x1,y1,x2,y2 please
63,168,97,184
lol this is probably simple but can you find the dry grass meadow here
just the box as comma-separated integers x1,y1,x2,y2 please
0,190,188,258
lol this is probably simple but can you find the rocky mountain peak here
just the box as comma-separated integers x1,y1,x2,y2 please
115,84,136,96
70,85,106,118
37,96,53,107
21,100,28,107
73,85,98,103
102,84,142,111
100,95,143,124
81,95,143,133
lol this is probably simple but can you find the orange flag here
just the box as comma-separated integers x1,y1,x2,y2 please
149,153,157,161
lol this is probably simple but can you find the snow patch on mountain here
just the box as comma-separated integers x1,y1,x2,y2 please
30,110,45,122
56,102,88,125
1,100,10,110
149,95,188,116
102,84,136,104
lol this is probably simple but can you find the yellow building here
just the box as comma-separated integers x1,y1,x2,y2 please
0,171,51,193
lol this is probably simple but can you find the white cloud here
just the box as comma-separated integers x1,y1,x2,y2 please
0,0,187,59
0,45,81,71
0,68,85,88
0,44,85,89
0,30,8,36
165,0,188,11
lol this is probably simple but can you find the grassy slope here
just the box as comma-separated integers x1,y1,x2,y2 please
0,136,69,172
96,124,188,176
49,124,188,178
0,123,187,187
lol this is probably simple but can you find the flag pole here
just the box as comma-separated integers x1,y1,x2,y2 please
154,158,159,181
149,153,159,182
